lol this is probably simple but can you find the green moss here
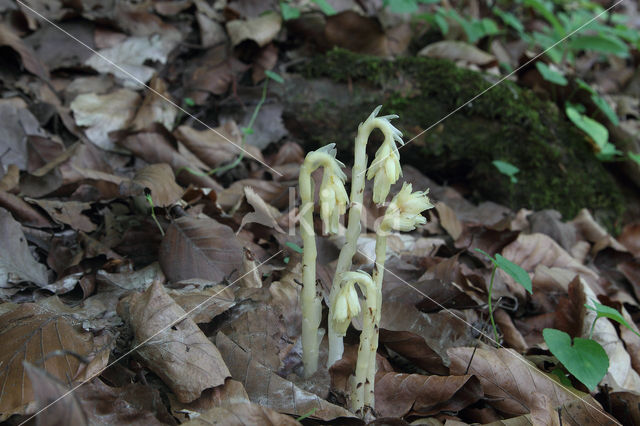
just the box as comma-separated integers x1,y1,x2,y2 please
294,48,624,230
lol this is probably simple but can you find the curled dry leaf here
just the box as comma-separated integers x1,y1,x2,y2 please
374,373,482,418
130,163,184,207
571,209,627,254
501,233,601,294
217,179,289,210
181,402,300,426
448,347,620,425
0,303,101,420
618,222,640,258
0,104,48,172
174,121,263,168
434,201,463,240
226,12,282,47
131,76,177,131
160,215,244,283
119,281,230,403
26,198,96,232
169,379,250,423
375,302,477,369
85,33,181,89
418,40,496,66
0,207,49,288
238,186,285,234
23,362,88,426
117,128,223,191
0,23,49,80
215,332,356,421
80,379,174,425
168,284,235,324
70,89,141,151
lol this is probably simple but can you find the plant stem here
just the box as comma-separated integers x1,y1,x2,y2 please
299,161,322,378
488,266,499,345
328,107,396,366
346,273,377,416
364,230,387,409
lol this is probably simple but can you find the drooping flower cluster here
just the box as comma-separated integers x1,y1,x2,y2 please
303,144,348,235
332,274,362,336
381,182,434,232
365,110,404,204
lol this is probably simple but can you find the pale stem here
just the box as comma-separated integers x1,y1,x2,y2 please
299,162,322,378
364,230,387,408
328,110,396,366
345,274,377,416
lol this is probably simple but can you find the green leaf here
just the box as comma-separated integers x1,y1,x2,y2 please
241,127,254,135
569,34,629,57
585,299,640,338
474,248,495,263
494,9,524,33
543,328,609,391
312,0,336,15
565,103,608,148
492,160,519,184
434,11,449,34
283,256,290,264
629,151,640,166
265,70,284,84
384,0,419,14
550,368,573,387
524,0,564,35
295,407,317,421
535,62,568,86
494,254,532,294
280,2,300,20
590,94,619,126
285,241,303,254
183,97,195,107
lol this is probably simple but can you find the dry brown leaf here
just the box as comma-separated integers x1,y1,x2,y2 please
221,305,285,371
435,201,463,240
119,281,230,403
117,128,223,191
418,41,496,66
217,179,288,210
0,164,19,192
79,379,174,425
375,373,482,418
131,76,177,131
0,104,48,172
376,302,477,370
0,22,49,80
618,222,640,258
553,276,586,338
0,191,52,228
226,12,282,47
618,260,640,301
501,233,601,294
0,303,100,420
609,391,640,425
493,309,527,352
169,379,250,423
181,402,300,426
23,362,88,426
168,284,235,324
130,163,184,207
26,198,96,232
215,332,356,421
85,33,181,89
0,207,49,288
571,209,627,254
70,89,141,151
174,121,263,168
238,186,285,234
448,347,620,425
159,215,243,283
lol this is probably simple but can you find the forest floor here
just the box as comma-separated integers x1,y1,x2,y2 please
1,1,640,425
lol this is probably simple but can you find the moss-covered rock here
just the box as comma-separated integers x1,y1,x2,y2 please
283,48,624,230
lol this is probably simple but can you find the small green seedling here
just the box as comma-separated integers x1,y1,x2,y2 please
565,102,621,161
144,188,165,237
285,241,303,254
475,249,532,344
543,300,640,392
492,160,520,184
543,328,608,391
586,299,640,339
295,407,317,421
535,62,568,86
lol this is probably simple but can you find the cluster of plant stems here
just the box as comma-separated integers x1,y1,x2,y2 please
298,106,434,416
